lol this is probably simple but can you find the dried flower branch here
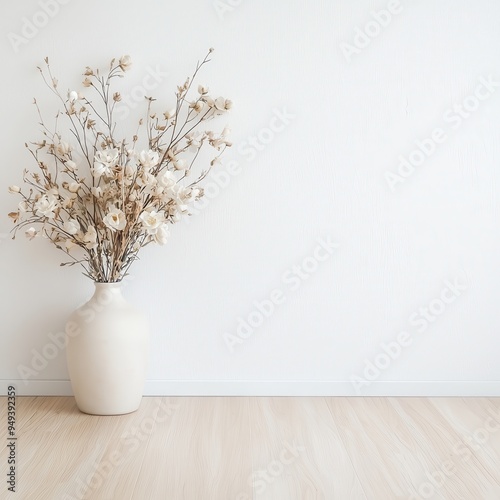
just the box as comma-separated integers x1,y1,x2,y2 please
8,50,232,282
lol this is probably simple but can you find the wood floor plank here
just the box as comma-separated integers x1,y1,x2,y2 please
428,398,500,494
0,397,78,498
76,397,165,500
1,396,500,499
248,397,367,499
129,396,253,500
325,396,447,499
0,397,158,499
391,398,500,500
488,398,500,411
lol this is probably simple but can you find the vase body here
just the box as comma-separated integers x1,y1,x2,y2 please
66,282,149,415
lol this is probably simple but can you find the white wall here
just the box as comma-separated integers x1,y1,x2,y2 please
1,0,500,396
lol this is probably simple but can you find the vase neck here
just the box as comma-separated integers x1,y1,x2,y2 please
92,282,126,306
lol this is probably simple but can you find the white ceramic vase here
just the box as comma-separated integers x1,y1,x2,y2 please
66,282,149,415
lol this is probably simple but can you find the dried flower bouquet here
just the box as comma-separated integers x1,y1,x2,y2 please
8,49,232,282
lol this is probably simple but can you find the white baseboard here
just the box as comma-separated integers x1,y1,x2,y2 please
1,380,500,396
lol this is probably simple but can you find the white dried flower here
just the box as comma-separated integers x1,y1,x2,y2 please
198,85,209,95
214,97,226,111
64,218,80,235
61,196,74,209
93,148,119,178
68,182,81,194
57,141,71,156
186,132,204,152
153,185,164,196
65,160,76,171
34,194,58,219
68,91,78,102
103,206,126,232
121,166,134,187
139,210,166,235
154,224,170,245
190,101,204,113
203,96,215,107
158,170,177,190
136,172,157,190
173,159,187,171
138,150,160,170
83,226,98,249
91,187,103,198
8,185,20,194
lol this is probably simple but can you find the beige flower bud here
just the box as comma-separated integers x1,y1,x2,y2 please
65,160,76,171
173,159,187,170
203,96,215,108
25,227,37,240
163,109,176,120
68,182,81,194
65,239,77,251
91,187,102,198
214,97,226,111
119,55,132,71
8,185,20,194
190,101,203,113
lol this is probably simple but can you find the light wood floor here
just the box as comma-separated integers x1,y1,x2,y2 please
1,397,500,499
